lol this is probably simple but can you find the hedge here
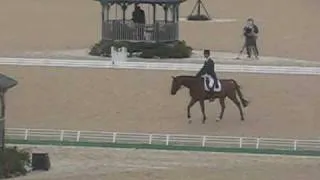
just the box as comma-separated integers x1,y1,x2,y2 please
89,40,193,59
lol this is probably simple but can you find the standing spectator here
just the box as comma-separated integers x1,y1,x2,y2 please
243,18,259,59
132,4,145,24
138,6,146,24
132,5,139,23
132,4,145,40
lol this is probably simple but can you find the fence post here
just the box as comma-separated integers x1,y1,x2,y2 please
256,138,260,149
24,129,29,140
60,130,64,142
112,132,117,143
166,134,170,146
293,140,297,151
149,134,153,145
202,136,206,147
239,137,243,148
76,131,81,142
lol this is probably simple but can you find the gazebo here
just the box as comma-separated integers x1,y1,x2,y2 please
95,0,186,42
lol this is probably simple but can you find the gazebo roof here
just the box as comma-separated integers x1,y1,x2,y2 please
0,73,17,91
96,0,186,4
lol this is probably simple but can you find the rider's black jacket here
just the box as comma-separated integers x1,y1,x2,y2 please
196,57,216,77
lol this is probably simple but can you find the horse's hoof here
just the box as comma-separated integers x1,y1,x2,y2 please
241,118,245,121
216,117,221,122
188,115,191,119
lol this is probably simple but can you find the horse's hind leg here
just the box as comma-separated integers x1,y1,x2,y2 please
199,99,207,124
216,97,226,122
187,98,197,124
228,92,245,121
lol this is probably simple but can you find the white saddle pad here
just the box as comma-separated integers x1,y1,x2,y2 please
202,74,222,92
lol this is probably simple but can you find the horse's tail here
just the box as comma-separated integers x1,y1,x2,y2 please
232,79,249,108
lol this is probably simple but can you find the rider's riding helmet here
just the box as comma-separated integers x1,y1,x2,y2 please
203,49,210,56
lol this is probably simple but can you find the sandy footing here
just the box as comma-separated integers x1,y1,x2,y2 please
12,145,320,180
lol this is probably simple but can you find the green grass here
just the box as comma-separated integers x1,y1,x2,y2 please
6,139,320,157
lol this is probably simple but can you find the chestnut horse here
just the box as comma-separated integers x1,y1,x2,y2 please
170,75,249,124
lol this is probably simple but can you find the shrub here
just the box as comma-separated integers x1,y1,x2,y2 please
0,147,31,179
187,14,211,21
169,41,193,58
89,40,193,59
89,40,113,57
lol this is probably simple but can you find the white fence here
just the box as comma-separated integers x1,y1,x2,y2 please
1,57,320,75
5,128,320,152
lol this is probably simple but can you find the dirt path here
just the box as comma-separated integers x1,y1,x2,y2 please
13,145,320,180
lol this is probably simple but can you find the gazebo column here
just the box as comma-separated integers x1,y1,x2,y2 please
121,4,128,22
153,4,159,42
176,4,179,22
153,4,156,24
171,5,176,23
105,4,110,21
101,4,105,40
101,4,105,22
163,5,168,23
101,4,111,40
171,4,179,40
176,4,179,40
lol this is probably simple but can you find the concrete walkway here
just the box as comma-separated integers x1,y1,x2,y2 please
6,48,320,67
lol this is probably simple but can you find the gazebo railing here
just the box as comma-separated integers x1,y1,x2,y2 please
102,20,178,42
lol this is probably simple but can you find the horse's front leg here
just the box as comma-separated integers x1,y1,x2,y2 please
187,98,197,124
199,99,207,124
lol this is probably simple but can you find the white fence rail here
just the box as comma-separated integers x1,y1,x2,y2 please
5,128,320,151
1,57,320,75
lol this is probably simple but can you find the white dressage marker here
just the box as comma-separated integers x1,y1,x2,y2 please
111,46,127,64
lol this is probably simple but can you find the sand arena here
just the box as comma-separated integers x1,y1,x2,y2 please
1,0,320,179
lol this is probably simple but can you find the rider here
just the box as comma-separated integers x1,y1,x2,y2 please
196,49,219,92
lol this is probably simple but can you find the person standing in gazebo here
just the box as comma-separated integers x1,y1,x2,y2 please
132,4,146,40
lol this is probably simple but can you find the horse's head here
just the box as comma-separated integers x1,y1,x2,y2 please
171,76,182,95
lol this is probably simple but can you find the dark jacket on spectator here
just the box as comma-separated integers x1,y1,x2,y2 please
132,8,145,24
243,24,259,39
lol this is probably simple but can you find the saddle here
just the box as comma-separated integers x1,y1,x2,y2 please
202,74,221,92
